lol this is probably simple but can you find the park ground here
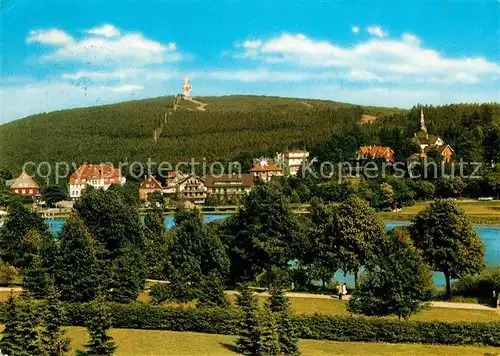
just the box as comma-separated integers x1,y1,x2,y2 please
65,328,499,356
376,199,500,225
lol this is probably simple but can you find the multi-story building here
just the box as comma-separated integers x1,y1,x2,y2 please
176,175,207,204
249,158,284,182
6,171,40,199
276,150,310,176
69,164,125,199
205,174,254,201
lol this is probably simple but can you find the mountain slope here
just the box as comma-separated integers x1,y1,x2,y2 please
0,95,405,175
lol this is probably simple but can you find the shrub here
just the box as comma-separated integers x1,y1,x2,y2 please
453,267,500,300
0,302,498,346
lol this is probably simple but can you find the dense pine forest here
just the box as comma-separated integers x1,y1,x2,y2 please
0,95,498,182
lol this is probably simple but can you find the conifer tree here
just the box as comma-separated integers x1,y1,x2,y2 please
260,305,280,356
197,272,230,308
41,285,71,356
0,296,21,355
15,294,43,355
53,215,100,302
236,284,263,355
269,289,300,355
85,294,116,356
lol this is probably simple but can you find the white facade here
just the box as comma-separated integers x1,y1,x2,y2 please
275,150,310,176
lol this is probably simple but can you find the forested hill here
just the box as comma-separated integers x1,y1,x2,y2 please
0,95,404,174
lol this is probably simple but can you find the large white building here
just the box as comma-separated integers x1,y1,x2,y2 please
69,165,126,199
275,150,310,176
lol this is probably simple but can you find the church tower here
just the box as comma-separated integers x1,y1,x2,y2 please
420,109,427,133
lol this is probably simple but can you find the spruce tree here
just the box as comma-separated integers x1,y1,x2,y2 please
236,284,263,355
53,215,100,302
260,305,279,356
41,285,71,356
269,288,300,355
15,294,43,355
85,294,116,356
197,272,230,308
0,296,21,355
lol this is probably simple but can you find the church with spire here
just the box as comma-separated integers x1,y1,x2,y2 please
410,109,454,162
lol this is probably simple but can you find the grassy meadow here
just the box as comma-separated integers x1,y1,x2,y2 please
64,328,499,356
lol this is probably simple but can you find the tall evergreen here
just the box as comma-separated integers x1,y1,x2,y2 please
14,295,43,356
143,208,170,279
269,288,300,355
197,272,230,308
0,296,21,355
53,215,100,302
85,294,116,356
41,286,71,356
236,284,264,355
260,305,280,356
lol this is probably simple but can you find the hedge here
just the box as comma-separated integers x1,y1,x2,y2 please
1,302,499,346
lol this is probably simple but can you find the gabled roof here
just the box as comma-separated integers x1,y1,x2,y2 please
359,146,395,162
415,131,442,145
7,171,39,189
140,176,162,190
70,165,122,184
177,174,205,185
204,174,254,188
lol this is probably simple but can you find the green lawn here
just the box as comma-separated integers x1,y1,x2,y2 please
378,199,500,224
225,295,500,322
66,328,499,356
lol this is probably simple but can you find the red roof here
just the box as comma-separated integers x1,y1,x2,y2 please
140,176,162,190
360,146,395,163
70,165,122,185
249,164,283,173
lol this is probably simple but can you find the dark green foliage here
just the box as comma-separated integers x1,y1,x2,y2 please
347,228,432,320
143,208,170,279
74,189,146,303
410,199,485,296
0,301,498,346
0,96,399,179
53,215,100,302
0,201,51,267
328,195,387,285
74,189,143,257
107,244,147,304
40,185,68,207
41,286,71,356
453,267,500,299
166,207,229,283
85,295,116,356
149,277,197,304
236,284,265,355
223,184,300,287
269,289,300,355
260,305,280,356
9,295,44,355
0,296,21,355
22,252,52,299
197,272,230,308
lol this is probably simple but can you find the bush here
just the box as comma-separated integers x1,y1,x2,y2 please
0,302,498,346
453,267,500,300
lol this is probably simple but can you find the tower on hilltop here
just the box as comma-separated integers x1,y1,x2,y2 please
182,76,192,98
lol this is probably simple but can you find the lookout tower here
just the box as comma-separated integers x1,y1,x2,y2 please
182,76,192,98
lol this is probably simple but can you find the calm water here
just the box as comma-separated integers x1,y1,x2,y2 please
45,215,499,286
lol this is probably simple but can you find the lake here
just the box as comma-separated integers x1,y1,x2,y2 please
45,215,500,286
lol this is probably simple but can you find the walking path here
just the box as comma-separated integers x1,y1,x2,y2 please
300,100,314,108
224,290,498,312
184,97,207,111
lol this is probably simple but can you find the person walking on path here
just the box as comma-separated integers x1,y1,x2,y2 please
342,283,348,299
336,283,342,300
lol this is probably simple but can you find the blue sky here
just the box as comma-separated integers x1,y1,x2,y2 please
1,0,499,123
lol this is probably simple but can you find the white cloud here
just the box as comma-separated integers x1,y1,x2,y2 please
85,24,121,37
108,84,144,92
195,70,315,82
345,70,383,82
366,25,387,38
351,26,360,34
61,68,174,81
27,29,73,45
27,26,183,65
243,40,262,49
233,32,500,85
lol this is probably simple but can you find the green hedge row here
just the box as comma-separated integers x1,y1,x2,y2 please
68,303,499,347
2,302,498,346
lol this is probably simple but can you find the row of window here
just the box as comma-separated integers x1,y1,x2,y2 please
15,189,35,194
